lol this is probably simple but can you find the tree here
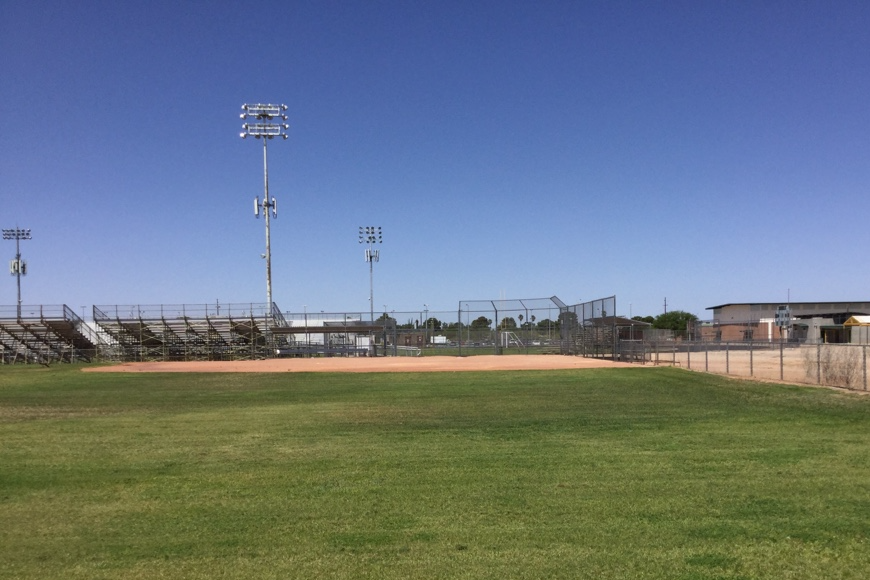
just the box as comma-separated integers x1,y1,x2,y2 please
653,310,698,333
423,317,442,331
632,315,655,324
470,316,492,330
499,317,517,330
376,312,396,325
517,314,535,331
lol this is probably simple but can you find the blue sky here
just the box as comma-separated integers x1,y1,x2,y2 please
2,0,869,320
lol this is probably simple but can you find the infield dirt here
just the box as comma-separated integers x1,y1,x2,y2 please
83,354,637,373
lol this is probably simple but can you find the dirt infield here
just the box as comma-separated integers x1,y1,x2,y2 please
83,355,637,373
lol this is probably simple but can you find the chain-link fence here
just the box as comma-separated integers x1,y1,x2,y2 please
559,296,618,357
281,300,569,357
456,297,568,355
621,339,869,391
277,297,624,358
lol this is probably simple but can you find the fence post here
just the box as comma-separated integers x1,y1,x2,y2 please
458,311,462,356
726,342,730,375
817,342,822,385
750,340,754,377
779,338,785,381
864,345,867,392
687,341,691,369
612,323,617,362
705,341,708,372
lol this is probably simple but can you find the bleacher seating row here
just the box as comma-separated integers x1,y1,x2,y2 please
0,305,99,364
1,303,287,364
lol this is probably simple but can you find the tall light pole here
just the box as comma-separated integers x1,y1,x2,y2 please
3,227,31,320
358,226,382,322
240,103,289,309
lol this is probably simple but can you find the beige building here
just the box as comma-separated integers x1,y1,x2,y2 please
702,302,870,344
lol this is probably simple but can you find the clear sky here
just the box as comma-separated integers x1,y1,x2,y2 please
2,0,869,320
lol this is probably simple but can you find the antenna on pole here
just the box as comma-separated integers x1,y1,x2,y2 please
240,103,289,311
3,227,32,320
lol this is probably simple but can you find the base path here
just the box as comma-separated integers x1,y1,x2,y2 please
84,355,637,374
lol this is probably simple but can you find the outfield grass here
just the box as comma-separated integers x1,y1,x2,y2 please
1,365,869,579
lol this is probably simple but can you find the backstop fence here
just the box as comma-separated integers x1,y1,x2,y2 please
278,298,569,358
455,297,569,355
270,295,619,358
558,296,619,357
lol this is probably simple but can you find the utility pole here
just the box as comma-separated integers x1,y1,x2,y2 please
3,228,31,320
240,103,289,310
359,226,383,322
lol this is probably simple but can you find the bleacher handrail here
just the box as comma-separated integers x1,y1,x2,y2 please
0,304,69,320
270,302,288,327
92,303,274,321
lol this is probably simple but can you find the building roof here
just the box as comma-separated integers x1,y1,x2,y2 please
707,301,870,311
844,316,870,326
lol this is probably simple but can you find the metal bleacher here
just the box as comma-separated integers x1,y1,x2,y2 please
0,305,101,364
92,303,288,361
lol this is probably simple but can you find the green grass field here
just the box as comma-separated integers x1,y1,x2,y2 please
2,365,869,579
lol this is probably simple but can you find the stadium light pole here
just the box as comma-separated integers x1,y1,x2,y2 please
240,103,289,309
358,226,382,322
3,227,31,320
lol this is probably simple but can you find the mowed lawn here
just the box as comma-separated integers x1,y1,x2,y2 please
1,366,869,579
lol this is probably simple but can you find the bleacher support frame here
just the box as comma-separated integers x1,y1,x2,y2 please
93,303,288,362
0,305,101,364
